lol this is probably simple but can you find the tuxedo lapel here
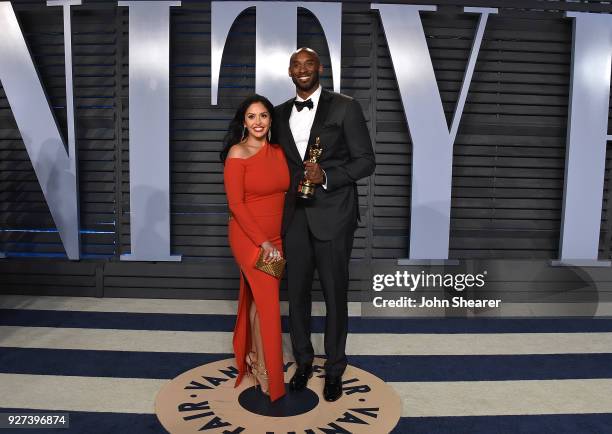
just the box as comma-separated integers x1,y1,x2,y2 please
279,100,302,166
305,90,332,160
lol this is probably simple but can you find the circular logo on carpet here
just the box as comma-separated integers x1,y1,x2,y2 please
155,357,401,433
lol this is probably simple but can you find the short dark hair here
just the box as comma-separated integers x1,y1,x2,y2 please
289,47,320,65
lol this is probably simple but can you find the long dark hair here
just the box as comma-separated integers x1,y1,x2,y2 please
220,94,275,163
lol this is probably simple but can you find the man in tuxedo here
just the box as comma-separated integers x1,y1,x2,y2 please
273,47,375,402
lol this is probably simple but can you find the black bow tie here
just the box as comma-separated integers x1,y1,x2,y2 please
294,99,314,112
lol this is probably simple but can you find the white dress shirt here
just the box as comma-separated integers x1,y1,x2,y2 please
289,85,321,160
289,85,327,188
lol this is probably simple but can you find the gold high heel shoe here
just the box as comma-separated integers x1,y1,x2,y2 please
246,352,269,396
254,362,269,396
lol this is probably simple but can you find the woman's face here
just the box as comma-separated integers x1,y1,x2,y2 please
244,102,271,140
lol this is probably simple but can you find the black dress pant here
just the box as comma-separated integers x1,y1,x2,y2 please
284,204,355,377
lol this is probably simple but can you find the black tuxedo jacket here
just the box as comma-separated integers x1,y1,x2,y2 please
273,89,375,240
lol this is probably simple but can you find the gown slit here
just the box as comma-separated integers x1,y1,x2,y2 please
233,263,285,401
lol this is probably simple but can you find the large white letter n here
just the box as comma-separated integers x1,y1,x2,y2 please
0,2,80,259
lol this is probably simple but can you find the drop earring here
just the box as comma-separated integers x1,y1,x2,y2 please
241,126,247,141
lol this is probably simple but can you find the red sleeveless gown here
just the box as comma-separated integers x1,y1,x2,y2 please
223,141,289,402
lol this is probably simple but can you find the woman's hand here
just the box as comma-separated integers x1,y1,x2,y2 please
261,241,282,263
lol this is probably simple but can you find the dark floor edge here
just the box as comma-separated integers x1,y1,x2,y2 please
2,347,612,382
3,309,612,333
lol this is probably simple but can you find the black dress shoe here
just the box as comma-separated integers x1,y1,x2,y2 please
289,364,313,391
323,375,343,402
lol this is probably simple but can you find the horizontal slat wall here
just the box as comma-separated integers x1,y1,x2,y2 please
121,4,371,262
372,4,611,260
0,3,118,258
0,6,66,256
1,0,612,299
114,2,374,294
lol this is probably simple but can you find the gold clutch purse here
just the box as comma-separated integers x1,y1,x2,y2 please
254,248,286,279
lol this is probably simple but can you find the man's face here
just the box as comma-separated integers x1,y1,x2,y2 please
288,50,323,94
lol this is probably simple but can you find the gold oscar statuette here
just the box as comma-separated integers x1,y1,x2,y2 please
297,137,323,200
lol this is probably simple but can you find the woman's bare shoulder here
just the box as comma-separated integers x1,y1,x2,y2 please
227,143,249,160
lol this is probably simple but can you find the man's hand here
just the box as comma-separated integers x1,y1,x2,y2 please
304,161,325,184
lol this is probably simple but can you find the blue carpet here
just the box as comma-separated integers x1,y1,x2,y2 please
2,348,612,382
1,409,611,434
2,301,611,433
3,309,612,333
392,414,612,434
0,409,165,434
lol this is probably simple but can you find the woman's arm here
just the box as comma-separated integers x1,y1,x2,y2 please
223,157,269,247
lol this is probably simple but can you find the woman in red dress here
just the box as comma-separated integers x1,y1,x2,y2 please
221,94,289,402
